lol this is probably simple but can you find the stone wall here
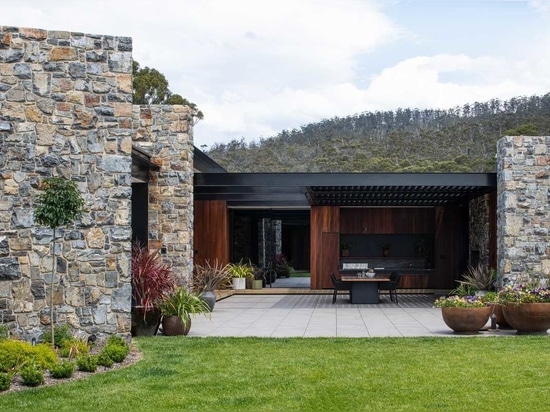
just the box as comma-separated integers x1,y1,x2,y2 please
133,105,194,282
0,25,195,340
0,26,134,340
497,136,550,286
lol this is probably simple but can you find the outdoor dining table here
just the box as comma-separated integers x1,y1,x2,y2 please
340,275,390,304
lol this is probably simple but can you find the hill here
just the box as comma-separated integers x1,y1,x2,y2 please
206,93,550,173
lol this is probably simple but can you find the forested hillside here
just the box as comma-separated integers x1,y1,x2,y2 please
206,93,550,172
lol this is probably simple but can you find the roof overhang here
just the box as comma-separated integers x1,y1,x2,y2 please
194,172,497,208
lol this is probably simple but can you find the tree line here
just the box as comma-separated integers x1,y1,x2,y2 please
206,93,550,172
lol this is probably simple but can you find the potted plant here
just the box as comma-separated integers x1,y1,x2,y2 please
434,295,491,334
457,265,496,296
191,260,231,311
380,243,390,257
157,287,211,336
251,265,264,289
131,243,176,336
483,291,510,329
228,261,254,290
497,282,550,335
340,240,351,257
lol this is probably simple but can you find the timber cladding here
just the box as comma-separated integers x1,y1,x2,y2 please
193,200,230,266
310,206,340,289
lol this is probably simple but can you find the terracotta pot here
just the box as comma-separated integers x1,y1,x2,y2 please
502,303,550,335
441,306,491,334
131,307,161,337
162,315,191,336
490,304,511,328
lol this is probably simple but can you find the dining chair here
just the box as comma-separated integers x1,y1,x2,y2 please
329,272,351,304
379,271,401,303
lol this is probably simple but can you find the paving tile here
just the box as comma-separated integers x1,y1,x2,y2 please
188,294,520,338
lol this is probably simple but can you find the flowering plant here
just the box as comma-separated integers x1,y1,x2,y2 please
434,295,487,308
497,285,550,305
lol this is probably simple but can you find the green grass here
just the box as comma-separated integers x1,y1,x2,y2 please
1,337,549,411
290,270,311,278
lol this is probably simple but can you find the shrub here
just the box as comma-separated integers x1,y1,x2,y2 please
102,344,129,363
20,364,45,387
76,355,98,373
42,324,72,348
0,340,57,372
49,360,75,379
59,338,89,359
96,352,114,368
0,372,12,392
106,335,127,348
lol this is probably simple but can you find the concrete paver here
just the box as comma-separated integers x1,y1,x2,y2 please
188,294,517,338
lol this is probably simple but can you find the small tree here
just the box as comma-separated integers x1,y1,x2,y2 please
34,177,85,350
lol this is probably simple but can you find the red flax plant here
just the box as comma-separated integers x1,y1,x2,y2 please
131,243,176,318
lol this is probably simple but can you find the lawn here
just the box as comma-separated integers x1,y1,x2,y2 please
290,270,311,278
0,336,549,411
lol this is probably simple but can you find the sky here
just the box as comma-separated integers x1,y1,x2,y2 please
2,0,550,148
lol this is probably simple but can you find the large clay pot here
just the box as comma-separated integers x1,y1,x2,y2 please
502,303,550,335
441,306,491,334
162,315,191,336
490,304,511,328
131,307,161,336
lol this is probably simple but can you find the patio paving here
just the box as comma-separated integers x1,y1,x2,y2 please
189,294,515,338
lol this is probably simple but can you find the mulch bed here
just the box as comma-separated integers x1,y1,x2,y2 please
2,344,143,394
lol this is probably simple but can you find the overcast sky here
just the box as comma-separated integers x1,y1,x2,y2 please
3,0,550,148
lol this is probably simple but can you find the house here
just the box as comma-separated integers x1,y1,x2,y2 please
0,25,548,340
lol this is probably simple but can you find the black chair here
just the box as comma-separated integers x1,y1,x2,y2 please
329,272,351,304
379,271,401,303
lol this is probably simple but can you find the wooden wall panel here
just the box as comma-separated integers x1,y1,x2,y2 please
432,206,468,289
310,206,339,289
193,200,229,266
340,208,434,234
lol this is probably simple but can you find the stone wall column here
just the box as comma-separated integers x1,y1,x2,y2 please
0,26,133,340
133,105,194,282
496,136,550,286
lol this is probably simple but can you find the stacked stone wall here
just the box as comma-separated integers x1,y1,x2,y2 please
497,136,550,286
133,105,194,281
0,26,133,340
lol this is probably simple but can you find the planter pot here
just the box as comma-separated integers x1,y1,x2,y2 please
232,277,246,290
131,307,161,337
162,315,191,336
201,290,216,311
441,306,491,334
341,249,350,257
502,303,550,335
490,304,511,329
252,279,263,290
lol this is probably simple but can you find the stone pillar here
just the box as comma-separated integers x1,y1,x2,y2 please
133,105,194,282
0,26,133,340
496,136,550,286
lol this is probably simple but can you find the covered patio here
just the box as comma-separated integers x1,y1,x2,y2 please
194,172,497,292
